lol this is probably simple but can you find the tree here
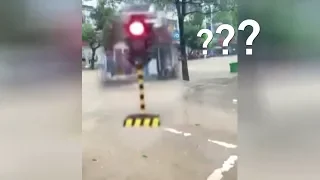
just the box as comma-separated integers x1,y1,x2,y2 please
230,7,238,28
184,14,205,54
214,11,232,24
90,0,115,31
213,1,238,41
213,7,238,45
82,0,114,69
173,0,236,81
230,7,238,43
82,23,101,69
184,23,202,53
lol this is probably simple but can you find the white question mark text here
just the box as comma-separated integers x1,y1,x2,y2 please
197,29,213,55
238,19,260,55
215,24,235,55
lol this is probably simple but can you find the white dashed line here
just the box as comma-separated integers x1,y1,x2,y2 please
232,99,237,104
207,155,238,180
162,127,238,180
163,128,237,149
208,139,237,149
163,128,192,136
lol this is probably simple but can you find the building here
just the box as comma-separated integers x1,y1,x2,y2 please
82,1,96,27
162,4,180,44
82,0,104,68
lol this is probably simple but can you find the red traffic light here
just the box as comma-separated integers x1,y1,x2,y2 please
124,14,154,66
124,15,151,39
129,21,145,36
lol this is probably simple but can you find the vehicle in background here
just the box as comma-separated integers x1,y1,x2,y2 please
101,4,180,82
214,37,237,56
187,51,203,60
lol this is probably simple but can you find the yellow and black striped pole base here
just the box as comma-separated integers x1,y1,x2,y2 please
123,63,161,128
123,114,160,128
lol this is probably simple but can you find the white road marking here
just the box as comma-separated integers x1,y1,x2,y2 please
208,139,237,149
207,155,238,180
163,128,192,136
232,99,237,104
163,128,237,149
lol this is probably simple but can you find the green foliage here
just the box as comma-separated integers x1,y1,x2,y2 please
105,0,236,13
82,23,101,49
212,8,238,39
90,0,115,31
230,8,238,27
184,23,202,50
214,11,232,24
184,13,206,50
213,8,237,28
190,13,205,26
106,0,171,9
82,23,95,42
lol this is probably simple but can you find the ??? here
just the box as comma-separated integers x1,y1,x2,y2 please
197,19,260,55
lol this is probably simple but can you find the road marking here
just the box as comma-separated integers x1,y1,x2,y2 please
232,99,237,104
207,155,238,180
163,128,237,149
208,139,237,149
163,128,192,136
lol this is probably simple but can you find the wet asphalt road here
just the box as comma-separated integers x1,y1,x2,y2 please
82,56,238,180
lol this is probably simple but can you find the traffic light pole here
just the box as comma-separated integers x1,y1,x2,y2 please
136,63,145,114
123,13,161,128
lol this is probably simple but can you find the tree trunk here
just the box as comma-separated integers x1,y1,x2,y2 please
90,48,96,70
177,0,190,81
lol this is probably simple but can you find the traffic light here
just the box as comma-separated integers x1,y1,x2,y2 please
122,13,161,128
124,14,154,66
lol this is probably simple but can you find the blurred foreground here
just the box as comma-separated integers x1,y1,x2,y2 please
0,0,81,179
